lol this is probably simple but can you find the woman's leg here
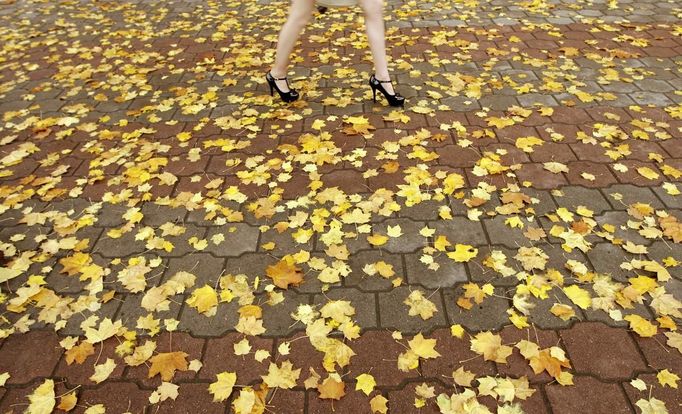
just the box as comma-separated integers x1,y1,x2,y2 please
270,0,316,92
358,0,394,94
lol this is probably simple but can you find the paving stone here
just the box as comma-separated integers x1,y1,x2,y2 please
140,203,187,226
404,252,468,288
312,288,378,328
153,383,224,413
497,326,561,383
652,186,682,209
587,242,637,282
378,286,447,334
199,333,272,384
551,186,612,214
349,330,416,387
203,223,259,257
482,215,531,249
443,287,510,331
630,91,673,106
635,333,682,371
308,387,370,414
623,373,682,412
93,229,147,258
178,299,239,337
54,337,125,385
346,250,402,291
398,199,447,221
594,211,652,246
468,245,521,287
560,322,646,380
279,335,326,385
75,382,150,414
160,223,207,257
0,331,62,384
116,293,182,330
546,376,632,414
164,252,225,286
60,298,121,336
526,294,581,329
603,184,665,210
124,332,205,387
269,389,306,414
583,300,653,329
0,225,51,252
387,381,449,414
258,224,314,254
262,291,310,336
421,328,496,379
432,216,489,247
371,218,428,254
93,204,131,228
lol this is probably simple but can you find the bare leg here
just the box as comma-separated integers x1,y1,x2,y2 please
270,0,316,92
359,0,394,94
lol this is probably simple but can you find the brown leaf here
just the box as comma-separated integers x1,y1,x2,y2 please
318,375,345,400
148,352,188,381
266,259,304,289
65,341,95,365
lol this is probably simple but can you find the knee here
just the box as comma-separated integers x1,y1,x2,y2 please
288,5,314,28
360,0,383,16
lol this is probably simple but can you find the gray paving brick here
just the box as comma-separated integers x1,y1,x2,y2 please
203,223,259,257
603,184,665,210
117,293,183,330
346,250,402,291
371,218,427,254
551,186,611,214
443,287,510,331
164,253,225,287
404,252,468,289
432,216,489,247
378,286,447,334
312,288,377,328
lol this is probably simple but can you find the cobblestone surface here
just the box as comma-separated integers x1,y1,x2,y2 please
0,0,681,412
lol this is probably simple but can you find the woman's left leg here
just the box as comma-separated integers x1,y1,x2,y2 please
358,0,394,94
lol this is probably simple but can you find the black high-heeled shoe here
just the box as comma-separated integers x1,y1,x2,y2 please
266,71,299,103
369,74,405,107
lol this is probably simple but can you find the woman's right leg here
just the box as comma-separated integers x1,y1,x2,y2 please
270,0,316,92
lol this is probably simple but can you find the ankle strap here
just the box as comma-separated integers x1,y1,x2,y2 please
269,72,288,80
374,75,392,83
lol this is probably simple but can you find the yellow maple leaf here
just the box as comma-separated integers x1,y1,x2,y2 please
624,315,657,337
262,361,300,389
370,395,389,414
470,332,513,363
408,333,441,359
186,285,218,316
447,244,478,262
89,358,116,384
209,372,237,402
355,373,376,396
367,234,389,246
562,285,591,309
26,379,55,414
404,290,438,320
657,369,679,389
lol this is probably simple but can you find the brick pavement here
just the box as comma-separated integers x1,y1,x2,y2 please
0,0,681,413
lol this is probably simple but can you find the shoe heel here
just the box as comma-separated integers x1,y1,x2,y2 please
269,84,274,96
372,87,377,103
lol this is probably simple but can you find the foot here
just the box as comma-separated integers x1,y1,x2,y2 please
375,76,395,95
269,70,290,93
